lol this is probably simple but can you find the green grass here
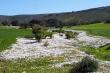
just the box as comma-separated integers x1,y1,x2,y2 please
82,45,110,61
64,23,110,61
0,27,31,52
0,26,72,73
0,57,71,73
64,23,110,38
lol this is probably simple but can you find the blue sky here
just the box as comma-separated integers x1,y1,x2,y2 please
0,0,110,15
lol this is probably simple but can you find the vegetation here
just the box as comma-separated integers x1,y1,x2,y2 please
24,34,34,38
65,23,110,38
32,25,47,42
65,31,74,39
0,26,31,52
0,57,70,73
44,31,53,39
70,57,98,73
64,23,110,61
0,6,110,27
32,25,53,42
83,45,110,61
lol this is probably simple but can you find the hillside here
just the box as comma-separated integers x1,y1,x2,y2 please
0,6,110,27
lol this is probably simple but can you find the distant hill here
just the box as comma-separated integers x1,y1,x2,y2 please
0,6,110,27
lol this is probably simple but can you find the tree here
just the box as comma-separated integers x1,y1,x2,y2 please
19,23,28,29
1,21,9,26
11,20,18,26
32,25,46,42
29,20,41,28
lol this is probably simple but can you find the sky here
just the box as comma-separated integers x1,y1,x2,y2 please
0,0,110,15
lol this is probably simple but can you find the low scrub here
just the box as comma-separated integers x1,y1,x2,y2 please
65,31,74,39
45,31,53,39
70,57,98,73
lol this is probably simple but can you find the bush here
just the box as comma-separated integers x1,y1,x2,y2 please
102,54,110,59
58,28,64,33
32,25,46,42
105,45,110,50
65,31,74,39
70,57,98,73
45,31,53,39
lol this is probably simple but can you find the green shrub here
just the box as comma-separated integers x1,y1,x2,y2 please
58,28,64,33
70,57,98,73
32,25,46,42
105,45,110,50
102,54,110,59
45,31,53,38
65,31,74,39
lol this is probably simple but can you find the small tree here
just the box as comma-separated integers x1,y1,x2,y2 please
70,57,98,73
32,25,46,42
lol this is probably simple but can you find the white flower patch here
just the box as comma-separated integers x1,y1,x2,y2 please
76,31,110,48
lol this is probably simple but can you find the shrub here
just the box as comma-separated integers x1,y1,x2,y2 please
58,28,64,33
70,57,98,73
45,31,53,39
102,54,110,59
65,31,74,39
32,25,46,42
105,44,110,50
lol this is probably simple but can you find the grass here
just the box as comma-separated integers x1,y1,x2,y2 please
64,23,110,38
0,26,72,73
0,56,71,73
82,45,110,61
0,26,31,52
64,23,110,61
1,24,110,72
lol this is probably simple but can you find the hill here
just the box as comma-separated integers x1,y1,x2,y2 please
0,6,110,27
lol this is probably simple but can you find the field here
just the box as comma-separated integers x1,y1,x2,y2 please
0,26,73,73
64,23,110,61
0,24,110,73
64,23,110,38
0,26,31,52
0,57,71,73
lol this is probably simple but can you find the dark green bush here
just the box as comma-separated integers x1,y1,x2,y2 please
32,25,46,42
70,57,98,73
105,45,110,50
102,54,110,59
